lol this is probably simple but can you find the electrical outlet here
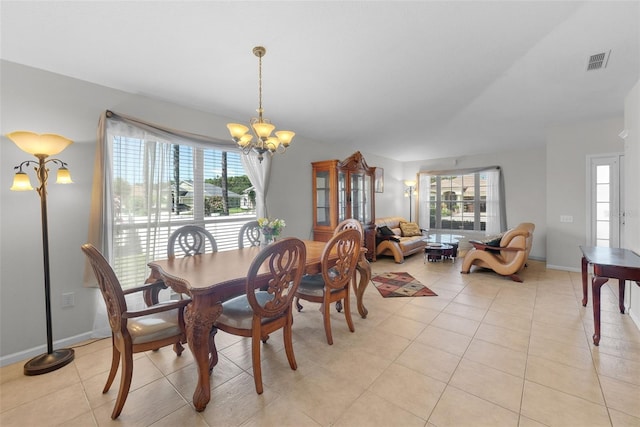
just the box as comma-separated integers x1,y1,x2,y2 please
61,292,75,308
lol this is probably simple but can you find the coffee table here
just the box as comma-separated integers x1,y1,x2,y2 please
424,243,454,262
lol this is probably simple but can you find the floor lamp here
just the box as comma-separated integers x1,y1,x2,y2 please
404,180,417,222
8,131,76,375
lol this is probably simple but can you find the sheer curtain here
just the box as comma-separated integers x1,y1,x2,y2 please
241,153,271,219
485,168,504,234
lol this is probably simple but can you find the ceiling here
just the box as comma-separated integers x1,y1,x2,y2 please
1,1,638,162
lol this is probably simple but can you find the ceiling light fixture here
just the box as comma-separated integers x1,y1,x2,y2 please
227,46,295,162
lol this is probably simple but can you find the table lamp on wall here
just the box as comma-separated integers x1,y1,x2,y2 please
7,131,75,375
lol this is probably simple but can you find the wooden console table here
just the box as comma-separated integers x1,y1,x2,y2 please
580,246,640,346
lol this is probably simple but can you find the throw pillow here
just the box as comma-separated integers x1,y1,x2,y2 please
378,225,395,236
485,237,502,247
480,234,503,246
399,222,422,237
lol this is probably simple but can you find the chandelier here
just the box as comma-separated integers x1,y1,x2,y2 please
227,46,295,162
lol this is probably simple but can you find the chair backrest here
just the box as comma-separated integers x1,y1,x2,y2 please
245,237,306,319
81,244,127,333
334,219,364,246
238,220,261,249
168,225,217,257
321,229,361,291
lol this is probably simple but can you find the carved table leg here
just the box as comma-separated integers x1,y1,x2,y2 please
591,276,609,346
581,256,588,307
354,255,371,318
184,297,222,411
618,279,626,314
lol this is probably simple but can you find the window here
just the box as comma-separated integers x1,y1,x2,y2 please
418,167,505,234
102,114,256,289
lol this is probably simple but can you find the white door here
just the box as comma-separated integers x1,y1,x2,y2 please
587,154,624,248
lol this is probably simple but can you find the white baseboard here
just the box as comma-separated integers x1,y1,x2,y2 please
545,264,581,273
0,331,94,368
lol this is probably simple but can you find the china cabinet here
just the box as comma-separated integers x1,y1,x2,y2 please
312,151,377,261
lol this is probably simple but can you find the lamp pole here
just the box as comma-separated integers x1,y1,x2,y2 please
404,180,417,222
8,132,75,375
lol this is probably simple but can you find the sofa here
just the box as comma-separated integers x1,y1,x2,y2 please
460,222,535,282
374,217,428,263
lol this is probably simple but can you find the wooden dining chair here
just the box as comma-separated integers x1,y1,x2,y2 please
81,244,189,419
238,220,261,248
332,219,365,312
212,237,306,394
295,228,361,345
167,225,217,257
335,218,364,244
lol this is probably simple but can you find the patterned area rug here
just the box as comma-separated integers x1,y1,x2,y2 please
371,272,438,298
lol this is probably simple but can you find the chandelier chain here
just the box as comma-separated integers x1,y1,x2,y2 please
258,53,263,120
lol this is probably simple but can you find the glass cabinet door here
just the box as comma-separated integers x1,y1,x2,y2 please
315,170,331,226
338,171,347,222
350,172,365,222
364,173,372,223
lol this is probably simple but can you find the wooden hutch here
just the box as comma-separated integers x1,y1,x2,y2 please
312,151,377,261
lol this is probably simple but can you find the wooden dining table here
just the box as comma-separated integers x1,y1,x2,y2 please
146,239,370,411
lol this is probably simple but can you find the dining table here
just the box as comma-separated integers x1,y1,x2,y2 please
146,239,371,411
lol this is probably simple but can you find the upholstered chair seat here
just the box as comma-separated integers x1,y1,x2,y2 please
126,309,184,344
217,292,281,329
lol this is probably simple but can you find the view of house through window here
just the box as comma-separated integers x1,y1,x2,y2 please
111,135,255,288
418,168,504,234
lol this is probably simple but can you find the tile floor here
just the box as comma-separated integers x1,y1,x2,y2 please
1,255,640,426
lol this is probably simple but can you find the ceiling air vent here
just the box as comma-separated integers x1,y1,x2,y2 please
587,50,611,71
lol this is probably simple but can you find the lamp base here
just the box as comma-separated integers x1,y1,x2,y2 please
24,348,75,376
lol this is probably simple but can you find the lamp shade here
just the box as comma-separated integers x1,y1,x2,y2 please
275,130,295,146
252,122,275,139
227,123,249,139
238,134,253,147
404,180,417,187
56,167,73,184
7,131,73,156
10,172,34,191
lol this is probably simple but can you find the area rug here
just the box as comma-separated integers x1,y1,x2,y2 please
371,272,437,298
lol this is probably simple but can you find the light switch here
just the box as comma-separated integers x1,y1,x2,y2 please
560,215,573,223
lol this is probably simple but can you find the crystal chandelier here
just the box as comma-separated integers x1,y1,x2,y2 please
227,46,295,162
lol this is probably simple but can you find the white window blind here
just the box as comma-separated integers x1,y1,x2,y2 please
110,127,255,289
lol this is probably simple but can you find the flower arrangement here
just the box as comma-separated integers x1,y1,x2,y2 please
257,217,286,242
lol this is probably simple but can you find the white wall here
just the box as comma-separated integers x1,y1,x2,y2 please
623,80,640,325
402,148,547,261
546,117,625,270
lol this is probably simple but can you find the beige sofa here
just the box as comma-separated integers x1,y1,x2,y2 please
460,222,535,282
374,217,428,263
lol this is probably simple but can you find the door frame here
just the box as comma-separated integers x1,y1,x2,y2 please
585,153,624,248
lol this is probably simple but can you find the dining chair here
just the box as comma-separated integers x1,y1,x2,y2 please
335,218,364,242
295,228,361,345
81,243,189,419
167,224,217,257
331,219,365,312
212,237,306,394
238,220,261,248
147,225,218,305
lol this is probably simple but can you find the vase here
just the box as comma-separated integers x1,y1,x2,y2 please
262,233,275,246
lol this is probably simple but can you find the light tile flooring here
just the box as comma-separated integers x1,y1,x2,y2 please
2,255,640,426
